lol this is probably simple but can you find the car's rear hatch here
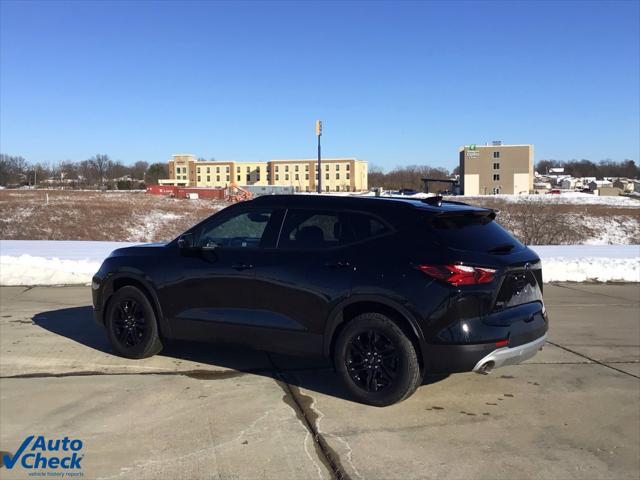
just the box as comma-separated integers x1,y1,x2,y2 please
425,208,544,310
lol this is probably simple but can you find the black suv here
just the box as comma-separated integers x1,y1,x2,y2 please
92,195,548,406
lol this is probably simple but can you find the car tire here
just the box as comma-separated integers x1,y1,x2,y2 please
334,312,422,406
105,286,163,359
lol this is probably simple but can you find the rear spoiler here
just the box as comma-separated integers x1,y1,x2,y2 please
420,196,473,207
432,208,497,221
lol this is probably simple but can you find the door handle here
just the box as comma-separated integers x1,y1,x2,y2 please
232,263,253,271
325,260,351,269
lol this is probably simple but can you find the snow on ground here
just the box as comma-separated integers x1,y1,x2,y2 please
530,245,639,283
0,241,139,286
452,192,640,207
1,240,638,286
319,190,640,207
126,211,182,242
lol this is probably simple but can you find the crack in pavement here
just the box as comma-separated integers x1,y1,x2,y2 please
546,341,640,379
0,366,334,380
266,353,350,480
550,283,640,304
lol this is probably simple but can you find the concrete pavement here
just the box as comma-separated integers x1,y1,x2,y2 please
0,284,638,479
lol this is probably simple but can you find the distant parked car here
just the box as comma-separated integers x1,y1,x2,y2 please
546,189,561,194
397,188,419,196
92,195,548,406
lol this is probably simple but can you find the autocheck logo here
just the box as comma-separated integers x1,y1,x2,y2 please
2,435,84,474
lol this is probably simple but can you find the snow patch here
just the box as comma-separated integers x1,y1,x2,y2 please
530,245,640,283
459,192,640,207
1,241,638,286
126,212,182,242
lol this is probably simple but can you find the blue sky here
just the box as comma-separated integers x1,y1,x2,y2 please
1,0,638,171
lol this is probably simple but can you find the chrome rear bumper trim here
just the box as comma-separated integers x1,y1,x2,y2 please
472,334,547,374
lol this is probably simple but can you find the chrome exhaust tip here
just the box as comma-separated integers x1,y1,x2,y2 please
476,360,495,375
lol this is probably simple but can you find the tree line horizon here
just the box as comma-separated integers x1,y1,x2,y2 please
0,154,638,190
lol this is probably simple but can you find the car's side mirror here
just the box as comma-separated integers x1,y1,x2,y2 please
177,233,194,249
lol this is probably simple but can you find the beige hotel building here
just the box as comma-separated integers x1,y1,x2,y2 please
459,143,534,195
160,154,368,192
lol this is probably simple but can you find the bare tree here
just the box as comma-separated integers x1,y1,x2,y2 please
145,163,168,185
88,154,112,186
0,155,28,185
131,161,149,180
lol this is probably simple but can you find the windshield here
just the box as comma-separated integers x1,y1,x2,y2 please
427,213,525,253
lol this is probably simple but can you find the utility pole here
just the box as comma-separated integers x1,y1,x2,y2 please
316,120,322,193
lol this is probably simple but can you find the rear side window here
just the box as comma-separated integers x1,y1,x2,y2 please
279,210,349,249
349,212,390,241
428,213,524,253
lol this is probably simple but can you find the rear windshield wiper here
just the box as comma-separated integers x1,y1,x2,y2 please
487,243,515,254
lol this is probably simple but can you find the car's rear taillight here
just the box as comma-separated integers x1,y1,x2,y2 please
418,264,496,286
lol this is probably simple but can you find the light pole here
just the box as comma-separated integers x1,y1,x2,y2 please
316,120,322,193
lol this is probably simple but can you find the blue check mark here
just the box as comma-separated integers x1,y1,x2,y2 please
2,435,34,469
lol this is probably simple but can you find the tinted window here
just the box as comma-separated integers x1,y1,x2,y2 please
197,209,273,249
279,210,350,249
349,212,390,241
428,213,524,252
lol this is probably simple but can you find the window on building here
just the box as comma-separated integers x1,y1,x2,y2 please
237,167,241,173
493,187,501,194
336,164,340,170
246,166,250,172
198,176,201,182
326,164,329,171
336,173,340,180
276,174,280,181
285,165,289,172
305,165,309,171
336,185,340,192
493,163,500,170
207,167,210,174
226,175,230,181
493,174,500,181
226,166,230,172
216,167,220,173
326,173,330,180
285,174,289,181
295,174,299,180
346,186,350,192
346,173,350,180
295,165,299,172
326,186,330,192
197,167,200,174
275,166,279,172
237,175,241,181
305,174,309,180
217,175,220,181
207,175,210,182
246,174,250,182
346,164,350,171
493,151,500,158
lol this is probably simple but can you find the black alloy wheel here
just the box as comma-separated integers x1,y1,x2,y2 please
113,298,146,347
334,312,422,407
105,285,163,359
346,329,401,393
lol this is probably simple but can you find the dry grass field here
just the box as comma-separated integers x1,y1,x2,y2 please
0,190,226,242
461,196,640,245
0,190,638,245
